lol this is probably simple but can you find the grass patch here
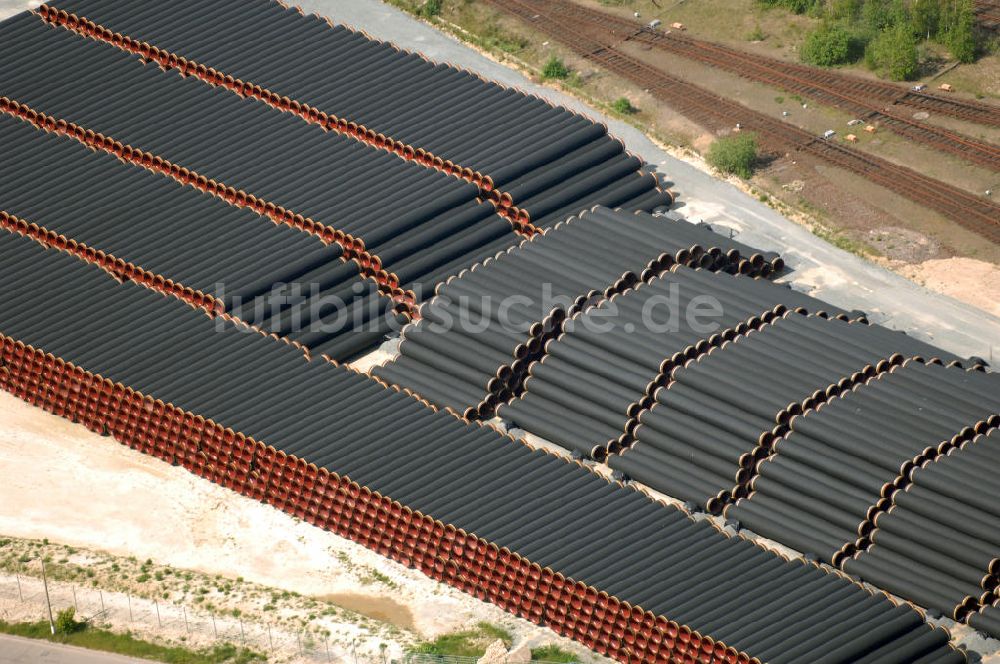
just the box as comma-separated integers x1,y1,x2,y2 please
812,224,871,257
531,644,580,662
0,619,264,663
407,622,512,658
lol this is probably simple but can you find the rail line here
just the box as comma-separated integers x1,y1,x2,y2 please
484,0,1000,243
975,0,1000,28
531,0,1000,172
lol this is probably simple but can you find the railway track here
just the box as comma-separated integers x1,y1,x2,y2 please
530,0,1000,172
974,0,1000,28
509,0,1000,128
484,0,1000,243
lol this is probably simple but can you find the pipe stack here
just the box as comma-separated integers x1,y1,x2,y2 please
373,207,781,417
500,265,846,458
723,362,1000,635
0,13,519,296
728,363,1000,562
845,428,1000,631
0,230,964,664
0,114,405,362
610,312,976,514
38,0,674,227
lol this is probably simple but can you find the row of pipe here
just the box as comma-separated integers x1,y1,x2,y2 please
0,334,963,664
610,312,975,514
0,212,221,314
0,96,414,308
0,12,533,297
32,2,536,223
845,428,1000,628
723,361,1000,635
500,265,846,459
373,207,782,418
0,115,409,362
36,0,674,228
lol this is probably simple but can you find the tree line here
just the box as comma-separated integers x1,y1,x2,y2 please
758,0,980,80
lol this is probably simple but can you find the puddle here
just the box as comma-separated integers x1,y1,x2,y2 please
319,593,416,631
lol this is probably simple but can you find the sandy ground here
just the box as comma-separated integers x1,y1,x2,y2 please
900,257,1000,321
0,391,607,663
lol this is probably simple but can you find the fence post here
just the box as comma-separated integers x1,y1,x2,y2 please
239,618,245,646
212,613,218,638
183,605,189,634
40,558,55,635
155,600,161,628
15,572,22,601
128,593,133,622
99,590,105,615
326,638,331,662
72,586,78,612
267,623,273,653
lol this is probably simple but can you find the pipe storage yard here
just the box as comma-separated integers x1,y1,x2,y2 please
1,0,999,662
0,230,968,664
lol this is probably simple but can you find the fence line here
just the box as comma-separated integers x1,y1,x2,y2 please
0,568,370,663
1,567,579,663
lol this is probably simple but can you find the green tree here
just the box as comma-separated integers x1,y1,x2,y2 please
861,0,908,35
867,24,919,79
801,23,854,65
945,0,976,62
541,56,569,80
706,132,759,179
911,0,941,40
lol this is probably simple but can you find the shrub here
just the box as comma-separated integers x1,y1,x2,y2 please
611,97,636,114
55,608,85,634
541,56,569,80
417,0,442,17
801,23,855,66
706,132,759,179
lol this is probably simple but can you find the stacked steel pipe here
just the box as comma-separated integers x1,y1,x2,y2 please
610,313,976,514
37,0,674,227
500,266,847,458
0,231,964,663
724,363,1000,635
725,364,1000,560
0,12,520,296
846,428,1000,630
0,114,404,362
373,207,780,417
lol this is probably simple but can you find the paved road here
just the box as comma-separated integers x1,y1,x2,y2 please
1,0,997,359
0,635,151,664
